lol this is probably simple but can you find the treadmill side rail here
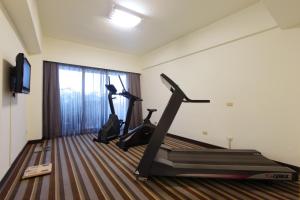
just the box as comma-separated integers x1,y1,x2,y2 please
150,159,296,181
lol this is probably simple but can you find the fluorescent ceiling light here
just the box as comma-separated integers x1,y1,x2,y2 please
118,1,147,15
109,8,142,29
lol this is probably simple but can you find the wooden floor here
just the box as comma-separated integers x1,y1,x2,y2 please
0,134,299,200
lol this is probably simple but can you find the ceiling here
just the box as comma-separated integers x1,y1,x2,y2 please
37,0,258,55
262,0,300,29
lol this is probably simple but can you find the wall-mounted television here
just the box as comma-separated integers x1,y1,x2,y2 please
10,53,31,95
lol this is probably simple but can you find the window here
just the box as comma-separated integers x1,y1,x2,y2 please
59,64,128,136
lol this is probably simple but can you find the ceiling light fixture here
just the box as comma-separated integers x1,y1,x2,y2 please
109,7,142,29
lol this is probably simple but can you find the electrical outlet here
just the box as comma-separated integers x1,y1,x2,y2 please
202,131,208,135
226,102,234,107
227,136,233,141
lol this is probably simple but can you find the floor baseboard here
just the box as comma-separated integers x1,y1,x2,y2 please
167,133,225,149
28,139,43,144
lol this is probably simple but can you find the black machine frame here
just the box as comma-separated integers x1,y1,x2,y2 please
94,81,122,143
118,75,142,135
116,76,157,151
135,73,298,181
95,75,157,148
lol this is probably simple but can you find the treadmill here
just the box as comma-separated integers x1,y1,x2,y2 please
135,73,298,181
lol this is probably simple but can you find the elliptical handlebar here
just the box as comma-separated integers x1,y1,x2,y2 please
118,75,127,92
118,75,142,101
119,91,142,101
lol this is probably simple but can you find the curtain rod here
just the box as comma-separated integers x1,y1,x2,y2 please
43,60,141,75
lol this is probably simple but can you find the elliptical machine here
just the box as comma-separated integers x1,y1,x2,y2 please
94,82,122,144
116,76,157,151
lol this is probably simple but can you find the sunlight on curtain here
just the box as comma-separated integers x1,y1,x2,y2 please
59,64,128,136
83,67,109,133
59,65,84,135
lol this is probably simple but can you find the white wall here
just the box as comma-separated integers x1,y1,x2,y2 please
26,53,42,141
0,2,28,180
140,2,300,167
43,37,140,73
27,37,140,140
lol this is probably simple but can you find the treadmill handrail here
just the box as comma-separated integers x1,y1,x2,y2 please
162,74,210,103
183,99,210,103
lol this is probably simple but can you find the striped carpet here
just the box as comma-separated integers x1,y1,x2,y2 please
0,134,299,200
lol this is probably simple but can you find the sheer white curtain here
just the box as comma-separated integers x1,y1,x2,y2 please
59,65,84,135
59,64,128,136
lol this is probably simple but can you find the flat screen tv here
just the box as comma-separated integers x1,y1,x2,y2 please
10,53,31,94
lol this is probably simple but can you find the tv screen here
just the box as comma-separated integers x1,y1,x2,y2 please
22,57,31,93
10,53,31,94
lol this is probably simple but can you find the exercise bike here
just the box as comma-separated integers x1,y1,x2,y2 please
117,108,157,151
116,76,157,151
